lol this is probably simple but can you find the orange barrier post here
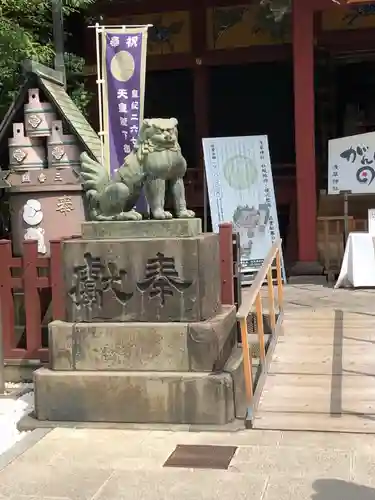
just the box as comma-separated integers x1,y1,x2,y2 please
236,239,284,426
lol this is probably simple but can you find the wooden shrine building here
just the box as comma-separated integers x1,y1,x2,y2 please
81,0,375,273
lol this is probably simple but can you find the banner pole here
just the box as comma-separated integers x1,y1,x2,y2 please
100,25,150,212
95,22,105,166
88,24,153,29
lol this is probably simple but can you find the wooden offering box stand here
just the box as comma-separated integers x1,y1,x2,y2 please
8,167,85,256
0,62,102,258
5,89,84,256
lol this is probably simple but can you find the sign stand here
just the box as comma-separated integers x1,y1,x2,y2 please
202,135,286,287
340,190,352,242
203,169,208,233
368,208,375,235
240,255,287,285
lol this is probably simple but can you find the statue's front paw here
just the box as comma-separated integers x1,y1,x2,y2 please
177,209,195,219
152,209,173,220
117,210,142,221
130,209,143,220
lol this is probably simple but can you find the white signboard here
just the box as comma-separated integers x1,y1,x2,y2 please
368,209,375,235
328,132,375,194
202,135,283,274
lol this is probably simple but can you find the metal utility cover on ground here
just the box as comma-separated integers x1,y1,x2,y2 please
163,444,238,470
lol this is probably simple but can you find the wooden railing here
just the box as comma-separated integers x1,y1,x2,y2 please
236,238,284,427
0,239,65,362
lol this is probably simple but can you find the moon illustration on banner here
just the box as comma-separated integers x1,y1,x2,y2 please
110,50,135,82
223,155,258,190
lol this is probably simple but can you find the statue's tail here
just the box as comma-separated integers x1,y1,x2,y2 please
79,152,110,202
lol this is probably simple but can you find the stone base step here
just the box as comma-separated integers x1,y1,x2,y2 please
224,346,259,420
49,306,236,373
34,362,243,425
33,341,263,426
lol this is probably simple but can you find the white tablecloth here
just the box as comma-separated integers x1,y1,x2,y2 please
335,232,375,288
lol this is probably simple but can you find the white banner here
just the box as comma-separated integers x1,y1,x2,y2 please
328,132,375,195
202,135,283,274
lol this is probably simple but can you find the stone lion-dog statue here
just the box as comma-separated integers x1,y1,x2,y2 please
79,117,195,221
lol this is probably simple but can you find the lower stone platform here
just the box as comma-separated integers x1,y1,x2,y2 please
81,218,203,240
34,361,243,425
49,306,236,373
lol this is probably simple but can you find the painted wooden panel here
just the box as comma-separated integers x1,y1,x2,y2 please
105,11,191,54
206,5,291,50
322,4,375,30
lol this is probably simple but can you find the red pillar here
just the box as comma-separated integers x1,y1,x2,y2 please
192,0,209,199
292,0,320,272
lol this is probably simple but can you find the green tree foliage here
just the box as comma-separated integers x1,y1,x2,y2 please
0,0,94,117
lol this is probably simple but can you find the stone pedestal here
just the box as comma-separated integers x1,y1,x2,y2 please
34,219,246,425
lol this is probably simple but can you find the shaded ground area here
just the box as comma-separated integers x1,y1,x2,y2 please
1,427,375,499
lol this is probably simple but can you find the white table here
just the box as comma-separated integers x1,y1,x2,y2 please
335,232,375,288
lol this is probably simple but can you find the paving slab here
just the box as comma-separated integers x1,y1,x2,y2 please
0,429,50,471
263,478,375,500
230,445,351,479
0,462,112,500
10,497,74,500
278,430,375,450
352,448,375,487
94,469,269,500
263,283,375,314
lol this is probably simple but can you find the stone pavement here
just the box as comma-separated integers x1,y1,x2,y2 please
1,427,375,499
2,282,374,499
258,280,375,314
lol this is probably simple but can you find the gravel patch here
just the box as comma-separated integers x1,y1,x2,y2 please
0,384,34,457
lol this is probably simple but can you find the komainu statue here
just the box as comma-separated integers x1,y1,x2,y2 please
79,117,195,221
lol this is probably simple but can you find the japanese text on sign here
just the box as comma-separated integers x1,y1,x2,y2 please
117,82,140,156
210,144,224,224
259,140,275,242
328,133,375,195
105,30,146,175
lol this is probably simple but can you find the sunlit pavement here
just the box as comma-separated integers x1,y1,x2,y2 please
0,427,374,499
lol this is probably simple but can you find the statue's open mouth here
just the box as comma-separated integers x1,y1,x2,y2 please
152,135,175,147
160,140,174,148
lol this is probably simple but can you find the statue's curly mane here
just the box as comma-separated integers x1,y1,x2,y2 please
130,119,185,178
135,137,180,163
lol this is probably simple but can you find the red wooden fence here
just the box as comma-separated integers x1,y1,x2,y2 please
0,239,64,362
0,223,235,363
219,223,235,305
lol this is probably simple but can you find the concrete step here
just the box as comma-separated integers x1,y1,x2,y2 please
34,367,237,426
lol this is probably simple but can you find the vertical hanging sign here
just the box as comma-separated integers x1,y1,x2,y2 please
101,26,149,211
